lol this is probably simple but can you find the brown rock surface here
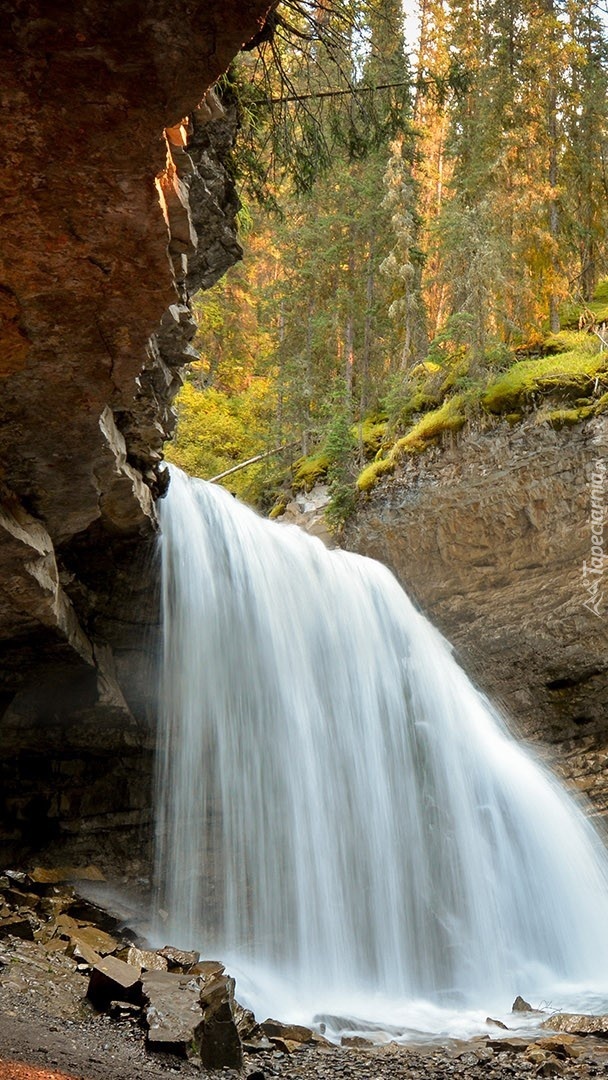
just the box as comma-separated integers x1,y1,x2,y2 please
345,414,608,817
0,1,272,862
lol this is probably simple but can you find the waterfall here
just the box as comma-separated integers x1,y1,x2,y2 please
155,466,608,1038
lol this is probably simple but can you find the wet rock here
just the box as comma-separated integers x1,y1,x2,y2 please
158,945,200,971
487,1017,509,1029
535,1035,580,1059
261,1019,315,1044
489,1038,531,1053
198,972,243,1070
513,996,534,1012
541,1013,608,1036
341,1035,374,1048
87,955,142,1007
142,969,203,1052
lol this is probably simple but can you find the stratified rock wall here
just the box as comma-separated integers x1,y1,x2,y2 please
0,1,272,863
345,415,608,819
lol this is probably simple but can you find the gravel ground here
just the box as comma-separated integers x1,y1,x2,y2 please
1,883,607,1080
2,979,608,1080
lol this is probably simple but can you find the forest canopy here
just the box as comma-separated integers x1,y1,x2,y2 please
166,0,608,521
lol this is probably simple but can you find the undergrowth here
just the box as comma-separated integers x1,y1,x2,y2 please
282,280,608,508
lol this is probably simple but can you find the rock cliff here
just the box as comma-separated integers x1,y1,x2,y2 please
345,414,608,820
0,1,272,863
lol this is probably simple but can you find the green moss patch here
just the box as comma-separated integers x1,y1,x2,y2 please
356,418,388,456
542,391,608,429
483,346,608,414
589,280,608,324
292,450,330,491
357,396,466,493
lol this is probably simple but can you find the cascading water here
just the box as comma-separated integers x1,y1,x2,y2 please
155,466,608,1039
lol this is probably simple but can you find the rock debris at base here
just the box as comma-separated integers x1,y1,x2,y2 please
1,867,608,1080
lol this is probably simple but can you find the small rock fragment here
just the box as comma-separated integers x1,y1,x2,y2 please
243,1035,274,1053
108,1000,143,1020
536,1055,565,1076
486,1017,509,1030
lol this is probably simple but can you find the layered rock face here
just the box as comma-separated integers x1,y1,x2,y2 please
345,415,608,820
0,1,271,863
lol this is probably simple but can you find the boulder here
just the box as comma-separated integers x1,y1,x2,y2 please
489,1038,531,1054
541,1013,608,1037
535,1035,580,1060
189,958,225,978
233,1000,259,1040
87,955,142,1006
512,995,534,1012
118,945,168,972
67,937,101,967
486,1017,509,1029
158,945,200,971
198,973,243,1070
341,1035,374,1048
261,1018,315,1044
66,924,117,956
0,915,35,940
66,897,125,935
142,969,203,1052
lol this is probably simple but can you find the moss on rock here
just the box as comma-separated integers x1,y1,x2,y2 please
483,345,607,414
292,451,330,491
357,396,466,493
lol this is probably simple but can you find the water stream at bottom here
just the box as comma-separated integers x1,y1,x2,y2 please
155,467,608,1042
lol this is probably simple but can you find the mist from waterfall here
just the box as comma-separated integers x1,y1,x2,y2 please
155,466,608,1039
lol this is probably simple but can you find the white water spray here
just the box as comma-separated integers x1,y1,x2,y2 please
156,467,608,1038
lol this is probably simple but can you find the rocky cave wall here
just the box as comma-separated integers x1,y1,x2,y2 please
0,1,272,866
344,413,608,821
